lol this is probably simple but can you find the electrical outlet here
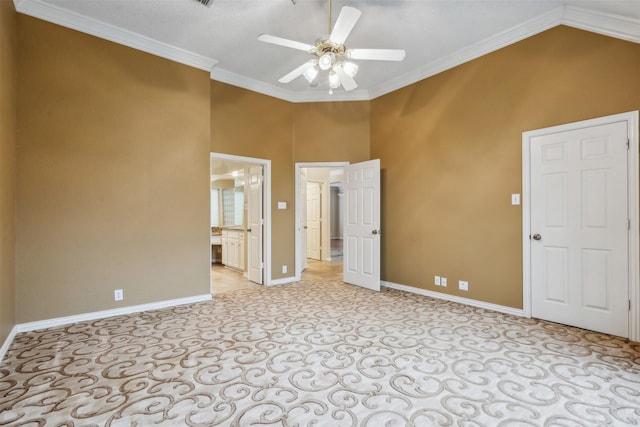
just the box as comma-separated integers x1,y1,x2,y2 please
114,289,123,301
282,265,287,274
441,277,447,287
434,276,441,286
459,280,469,291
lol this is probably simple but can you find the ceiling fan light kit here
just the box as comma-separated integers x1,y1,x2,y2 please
303,62,320,84
258,3,405,94
318,52,334,70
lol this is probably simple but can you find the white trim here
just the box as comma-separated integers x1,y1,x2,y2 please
295,162,349,280
210,67,370,104
522,111,639,342
14,0,640,103
269,276,297,286
13,0,216,72
0,326,19,363
382,281,525,318
14,294,212,334
211,153,272,285
629,112,640,343
370,7,563,100
563,5,640,44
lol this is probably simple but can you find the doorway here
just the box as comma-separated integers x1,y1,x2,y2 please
210,153,271,294
296,160,382,290
522,111,639,341
295,162,347,280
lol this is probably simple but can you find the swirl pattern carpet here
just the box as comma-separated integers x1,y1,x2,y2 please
1,279,640,426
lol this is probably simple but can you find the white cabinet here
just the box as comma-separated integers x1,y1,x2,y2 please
221,231,228,265
238,235,245,273
222,229,245,271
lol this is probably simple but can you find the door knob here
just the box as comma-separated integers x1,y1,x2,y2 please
532,234,542,240
372,230,381,235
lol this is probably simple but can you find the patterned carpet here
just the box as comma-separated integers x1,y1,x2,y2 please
1,279,640,426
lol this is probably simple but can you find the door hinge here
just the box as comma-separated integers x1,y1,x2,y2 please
628,218,631,231
629,299,632,311
627,138,630,150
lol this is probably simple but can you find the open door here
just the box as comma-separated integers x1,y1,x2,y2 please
299,168,308,272
248,165,263,284
343,159,381,291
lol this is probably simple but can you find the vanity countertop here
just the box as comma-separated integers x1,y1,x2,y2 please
211,226,245,236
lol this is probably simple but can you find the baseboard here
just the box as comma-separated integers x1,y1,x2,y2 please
268,276,297,286
382,281,525,317
14,294,212,334
0,326,19,363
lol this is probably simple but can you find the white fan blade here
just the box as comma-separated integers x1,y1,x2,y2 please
349,49,406,61
279,61,316,84
335,66,358,91
329,6,361,45
258,34,316,53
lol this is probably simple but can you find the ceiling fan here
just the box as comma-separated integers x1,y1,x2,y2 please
257,1,406,93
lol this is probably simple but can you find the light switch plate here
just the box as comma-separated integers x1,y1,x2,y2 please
511,194,520,205
277,201,287,210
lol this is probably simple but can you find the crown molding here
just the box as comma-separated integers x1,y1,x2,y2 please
211,66,371,103
562,5,640,43
14,0,640,102
368,7,564,99
13,0,217,72
369,6,640,100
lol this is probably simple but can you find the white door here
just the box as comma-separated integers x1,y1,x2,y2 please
530,121,629,337
248,165,263,284
306,182,322,260
344,159,381,291
300,169,308,272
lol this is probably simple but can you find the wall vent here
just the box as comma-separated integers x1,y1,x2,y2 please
195,0,213,6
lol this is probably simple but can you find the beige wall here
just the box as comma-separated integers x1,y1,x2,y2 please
293,102,370,163
371,26,640,309
6,13,639,328
211,82,295,279
211,82,370,279
16,17,211,323
0,0,18,341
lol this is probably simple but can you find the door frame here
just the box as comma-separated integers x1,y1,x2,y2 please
295,161,348,280
211,152,272,285
521,111,639,341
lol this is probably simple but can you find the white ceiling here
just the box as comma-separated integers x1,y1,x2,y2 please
13,0,640,103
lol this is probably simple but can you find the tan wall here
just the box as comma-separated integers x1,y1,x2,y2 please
211,82,295,279
11,15,638,325
0,0,18,341
293,102,370,163
371,26,640,309
211,82,370,279
16,17,211,323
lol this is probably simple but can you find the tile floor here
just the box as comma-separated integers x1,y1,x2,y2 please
210,258,343,295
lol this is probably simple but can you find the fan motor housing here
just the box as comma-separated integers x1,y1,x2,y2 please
315,39,346,57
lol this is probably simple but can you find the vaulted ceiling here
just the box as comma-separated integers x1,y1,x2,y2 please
13,0,640,102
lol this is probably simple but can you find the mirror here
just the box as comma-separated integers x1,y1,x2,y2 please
211,170,244,227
